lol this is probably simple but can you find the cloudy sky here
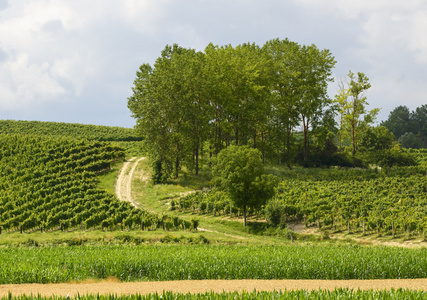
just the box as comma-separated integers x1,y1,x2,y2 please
1,0,426,128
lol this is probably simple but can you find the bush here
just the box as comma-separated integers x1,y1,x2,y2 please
365,147,417,167
264,199,285,227
191,218,199,230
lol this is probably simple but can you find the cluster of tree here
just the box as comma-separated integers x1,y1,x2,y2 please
128,39,341,178
128,39,416,177
381,105,427,148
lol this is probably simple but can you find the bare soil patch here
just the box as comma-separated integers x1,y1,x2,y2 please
115,157,145,208
1,279,427,296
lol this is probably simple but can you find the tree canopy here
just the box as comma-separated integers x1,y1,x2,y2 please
382,104,427,148
128,39,337,177
128,39,417,175
211,145,278,227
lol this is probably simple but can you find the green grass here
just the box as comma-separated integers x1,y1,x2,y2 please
3,290,427,300
132,158,196,212
1,244,427,284
97,161,124,194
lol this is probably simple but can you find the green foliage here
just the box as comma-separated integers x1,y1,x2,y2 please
151,159,168,184
399,132,423,149
364,146,418,167
264,199,286,227
274,167,427,236
1,245,427,283
212,146,279,226
360,126,395,151
128,39,337,173
382,104,427,148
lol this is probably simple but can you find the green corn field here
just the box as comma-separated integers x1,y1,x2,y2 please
0,245,426,284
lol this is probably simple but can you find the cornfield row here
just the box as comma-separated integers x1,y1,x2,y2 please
1,245,426,284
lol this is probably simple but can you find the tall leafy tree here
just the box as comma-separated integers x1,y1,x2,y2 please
263,38,302,166
297,44,336,162
212,146,278,227
411,104,427,147
128,44,208,178
335,71,379,155
381,105,412,140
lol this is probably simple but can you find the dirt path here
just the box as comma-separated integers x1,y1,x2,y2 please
1,279,427,296
115,157,145,208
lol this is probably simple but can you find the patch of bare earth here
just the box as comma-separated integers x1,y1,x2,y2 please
1,279,427,296
115,157,145,208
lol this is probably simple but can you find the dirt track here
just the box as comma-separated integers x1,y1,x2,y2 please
1,279,427,296
115,157,145,208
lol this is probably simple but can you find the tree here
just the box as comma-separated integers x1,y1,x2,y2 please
411,104,427,147
334,77,351,150
297,44,336,162
334,71,379,155
381,106,412,140
264,199,285,227
359,126,395,151
212,146,279,227
381,104,427,148
263,38,302,166
399,132,423,149
263,39,336,165
128,44,209,178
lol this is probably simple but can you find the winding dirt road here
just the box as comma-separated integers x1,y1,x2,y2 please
115,157,145,208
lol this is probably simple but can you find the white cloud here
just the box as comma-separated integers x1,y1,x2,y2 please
0,52,66,110
0,0,425,125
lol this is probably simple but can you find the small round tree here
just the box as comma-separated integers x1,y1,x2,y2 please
212,145,279,227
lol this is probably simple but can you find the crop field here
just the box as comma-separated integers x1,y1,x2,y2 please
176,164,427,240
0,245,426,284
0,134,168,233
1,120,426,298
2,289,427,300
0,120,142,142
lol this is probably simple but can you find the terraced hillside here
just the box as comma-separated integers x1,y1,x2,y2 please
0,120,142,141
0,134,145,232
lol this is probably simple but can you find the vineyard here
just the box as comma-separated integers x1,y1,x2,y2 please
0,133,182,233
176,164,427,239
0,120,142,141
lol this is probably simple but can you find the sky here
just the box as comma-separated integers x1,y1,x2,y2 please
0,0,426,128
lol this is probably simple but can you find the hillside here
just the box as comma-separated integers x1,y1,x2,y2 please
0,120,181,233
0,120,142,142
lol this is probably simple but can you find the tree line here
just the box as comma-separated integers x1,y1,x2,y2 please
128,39,402,178
381,104,427,149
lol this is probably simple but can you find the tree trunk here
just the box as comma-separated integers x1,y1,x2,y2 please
261,131,265,164
243,205,247,227
195,146,199,176
175,154,179,179
253,130,256,148
302,116,309,163
362,219,365,235
392,221,395,238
